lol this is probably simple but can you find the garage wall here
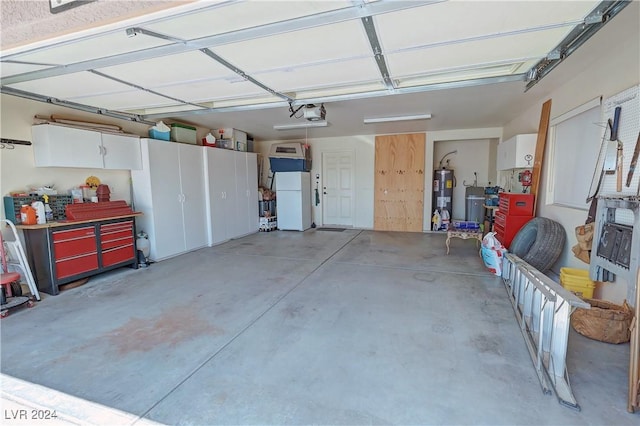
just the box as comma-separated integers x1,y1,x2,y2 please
433,139,495,221
502,3,640,304
0,94,150,216
0,94,214,221
257,129,502,230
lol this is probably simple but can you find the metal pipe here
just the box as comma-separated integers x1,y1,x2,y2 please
438,150,457,168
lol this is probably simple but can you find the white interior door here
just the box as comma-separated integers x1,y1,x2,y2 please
322,151,354,227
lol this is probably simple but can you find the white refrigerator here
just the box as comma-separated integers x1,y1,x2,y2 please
276,172,312,231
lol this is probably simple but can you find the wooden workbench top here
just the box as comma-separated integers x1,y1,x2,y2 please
16,212,142,230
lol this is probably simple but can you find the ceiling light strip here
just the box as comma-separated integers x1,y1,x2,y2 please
1,0,440,86
141,73,524,120
274,121,329,130
360,15,395,91
87,70,206,109
0,86,155,125
199,48,293,102
364,114,431,124
525,0,630,91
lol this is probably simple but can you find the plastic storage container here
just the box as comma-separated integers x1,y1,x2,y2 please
560,267,596,298
170,123,197,145
148,128,170,141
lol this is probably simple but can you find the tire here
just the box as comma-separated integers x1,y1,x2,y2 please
509,217,566,272
10,281,22,297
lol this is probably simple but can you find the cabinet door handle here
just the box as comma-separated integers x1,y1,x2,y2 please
102,146,107,156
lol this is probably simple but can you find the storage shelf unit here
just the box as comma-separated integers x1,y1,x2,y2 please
494,192,534,249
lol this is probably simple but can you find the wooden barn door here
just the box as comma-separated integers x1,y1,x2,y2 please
374,133,425,231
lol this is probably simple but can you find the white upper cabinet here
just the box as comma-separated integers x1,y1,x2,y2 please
101,133,143,170
497,133,537,170
31,124,142,169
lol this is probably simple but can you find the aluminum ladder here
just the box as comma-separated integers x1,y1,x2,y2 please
502,253,589,410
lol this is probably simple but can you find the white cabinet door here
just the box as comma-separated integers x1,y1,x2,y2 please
513,134,537,168
206,148,236,245
178,144,208,252
147,140,184,261
246,153,259,233
497,138,516,171
234,152,251,237
32,125,103,168
101,133,142,170
497,134,536,170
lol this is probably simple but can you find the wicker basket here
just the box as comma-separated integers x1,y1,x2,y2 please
572,299,634,344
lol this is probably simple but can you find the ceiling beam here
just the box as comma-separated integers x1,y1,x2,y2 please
360,15,395,91
0,86,156,125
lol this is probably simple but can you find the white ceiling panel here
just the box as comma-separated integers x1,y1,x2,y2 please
386,27,570,79
8,31,171,66
211,20,371,72
375,1,599,52
67,90,176,110
1,62,53,78
158,79,266,103
143,1,351,41
257,57,381,93
395,60,539,88
294,82,387,100
7,71,135,99
96,51,235,88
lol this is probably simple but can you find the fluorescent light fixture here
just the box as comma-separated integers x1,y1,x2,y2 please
273,121,329,131
363,114,431,124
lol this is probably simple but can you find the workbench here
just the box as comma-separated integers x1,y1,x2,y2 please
18,213,141,295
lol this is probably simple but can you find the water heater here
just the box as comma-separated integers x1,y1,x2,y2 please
433,168,454,215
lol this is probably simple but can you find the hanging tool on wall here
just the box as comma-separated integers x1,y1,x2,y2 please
609,106,624,192
626,131,640,188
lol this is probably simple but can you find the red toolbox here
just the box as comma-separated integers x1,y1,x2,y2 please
495,193,535,249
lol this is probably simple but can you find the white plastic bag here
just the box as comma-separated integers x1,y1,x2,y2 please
481,232,507,276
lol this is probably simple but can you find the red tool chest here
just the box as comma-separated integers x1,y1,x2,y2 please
21,217,138,295
494,193,535,249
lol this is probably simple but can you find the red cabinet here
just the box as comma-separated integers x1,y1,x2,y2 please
21,217,138,295
495,193,534,249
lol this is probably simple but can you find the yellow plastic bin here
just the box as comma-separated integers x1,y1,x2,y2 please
560,267,596,298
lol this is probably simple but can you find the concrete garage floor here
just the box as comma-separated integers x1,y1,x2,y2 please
1,229,637,425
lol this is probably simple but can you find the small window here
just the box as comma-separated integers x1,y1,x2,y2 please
547,97,602,210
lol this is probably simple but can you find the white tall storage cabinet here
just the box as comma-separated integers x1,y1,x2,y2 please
131,139,208,261
204,148,258,246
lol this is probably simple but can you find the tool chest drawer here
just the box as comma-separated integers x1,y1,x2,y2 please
100,220,135,250
52,226,97,259
102,244,135,267
498,193,534,216
55,252,99,279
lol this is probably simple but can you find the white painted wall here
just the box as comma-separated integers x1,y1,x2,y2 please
433,139,495,221
503,5,640,304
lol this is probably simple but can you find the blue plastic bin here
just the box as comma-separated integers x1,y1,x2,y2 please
148,128,170,141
